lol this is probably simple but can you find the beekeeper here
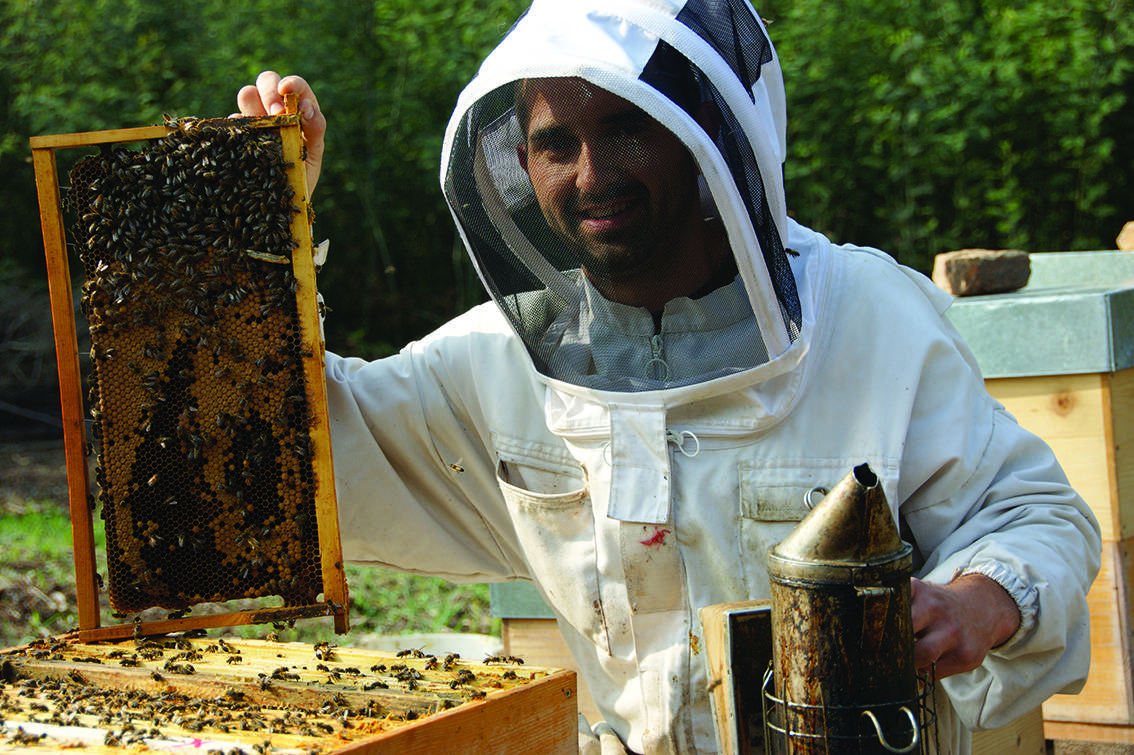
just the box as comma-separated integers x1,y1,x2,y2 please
237,1,1100,753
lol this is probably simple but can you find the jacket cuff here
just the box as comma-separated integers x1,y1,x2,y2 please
956,561,1038,654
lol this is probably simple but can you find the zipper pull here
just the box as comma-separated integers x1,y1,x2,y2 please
666,429,700,458
647,334,669,381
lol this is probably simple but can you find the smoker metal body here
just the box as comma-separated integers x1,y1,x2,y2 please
765,464,933,755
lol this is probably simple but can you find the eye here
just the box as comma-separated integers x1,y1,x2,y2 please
528,126,579,161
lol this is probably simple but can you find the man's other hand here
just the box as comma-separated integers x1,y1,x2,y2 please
911,573,1021,679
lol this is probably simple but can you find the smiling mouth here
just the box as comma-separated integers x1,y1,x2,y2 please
583,199,634,220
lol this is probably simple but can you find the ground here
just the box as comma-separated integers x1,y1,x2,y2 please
0,437,77,645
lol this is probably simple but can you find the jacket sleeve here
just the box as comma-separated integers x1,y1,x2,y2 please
894,267,1102,730
323,306,531,583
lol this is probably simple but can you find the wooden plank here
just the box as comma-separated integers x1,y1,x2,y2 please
700,600,739,755
29,125,169,148
503,617,600,724
973,706,1046,755
278,95,348,634
28,114,296,150
699,600,772,755
1107,370,1134,542
1047,721,1134,746
987,373,1119,540
986,374,1108,440
71,602,343,643
336,669,577,755
1045,540,1134,725
31,145,100,632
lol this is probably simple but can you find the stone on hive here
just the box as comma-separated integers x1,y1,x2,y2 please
1117,221,1134,251
932,249,1031,296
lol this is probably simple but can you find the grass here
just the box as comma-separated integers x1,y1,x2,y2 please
0,500,499,648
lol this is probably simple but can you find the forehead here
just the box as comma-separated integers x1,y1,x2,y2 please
519,77,649,135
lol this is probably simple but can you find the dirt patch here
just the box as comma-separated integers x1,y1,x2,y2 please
0,439,70,514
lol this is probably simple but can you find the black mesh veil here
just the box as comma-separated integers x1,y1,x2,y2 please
443,1,800,392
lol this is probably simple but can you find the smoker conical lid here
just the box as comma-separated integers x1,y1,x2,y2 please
770,463,910,572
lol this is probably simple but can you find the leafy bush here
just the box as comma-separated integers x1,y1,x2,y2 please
767,0,1134,270
2,0,1131,346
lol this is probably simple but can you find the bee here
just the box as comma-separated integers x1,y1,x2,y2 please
484,654,524,665
396,647,425,659
449,669,476,688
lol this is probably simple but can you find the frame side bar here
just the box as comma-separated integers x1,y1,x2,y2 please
31,144,101,631
277,97,350,633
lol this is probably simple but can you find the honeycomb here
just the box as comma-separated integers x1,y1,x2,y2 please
67,119,324,614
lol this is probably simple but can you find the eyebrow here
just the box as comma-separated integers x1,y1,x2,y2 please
527,123,571,148
526,105,653,148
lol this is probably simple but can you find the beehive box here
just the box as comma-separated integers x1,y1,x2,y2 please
946,253,1134,746
30,99,348,640
0,635,577,754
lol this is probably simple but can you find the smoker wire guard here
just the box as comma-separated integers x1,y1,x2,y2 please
761,664,939,755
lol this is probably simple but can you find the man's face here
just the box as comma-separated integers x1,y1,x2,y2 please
516,78,703,289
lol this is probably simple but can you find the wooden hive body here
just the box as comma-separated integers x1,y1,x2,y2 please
0,636,577,754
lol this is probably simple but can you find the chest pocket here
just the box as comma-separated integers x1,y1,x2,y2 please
493,436,611,655
736,460,900,599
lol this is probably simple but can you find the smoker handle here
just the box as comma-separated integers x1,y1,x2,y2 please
861,707,920,754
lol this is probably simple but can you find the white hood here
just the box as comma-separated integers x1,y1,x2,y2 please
441,0,805,395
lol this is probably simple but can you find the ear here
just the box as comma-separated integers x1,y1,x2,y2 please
516,140,528,172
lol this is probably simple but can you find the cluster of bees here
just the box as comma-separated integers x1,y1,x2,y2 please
0,636,535,752
66,118,324,614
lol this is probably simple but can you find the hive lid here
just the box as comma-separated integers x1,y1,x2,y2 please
945,251,1134,378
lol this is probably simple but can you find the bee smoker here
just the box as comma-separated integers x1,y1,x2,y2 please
764,464,934,755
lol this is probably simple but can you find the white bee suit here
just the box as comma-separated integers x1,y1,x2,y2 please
325,1,1101,753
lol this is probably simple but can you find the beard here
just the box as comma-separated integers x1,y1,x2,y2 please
557,182,661,284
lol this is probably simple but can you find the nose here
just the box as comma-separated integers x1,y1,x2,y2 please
575,139,615,195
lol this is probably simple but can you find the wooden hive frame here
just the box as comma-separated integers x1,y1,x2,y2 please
29,96,349,642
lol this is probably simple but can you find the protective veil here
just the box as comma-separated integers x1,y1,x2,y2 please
443,0,799,393
326,1,1100,753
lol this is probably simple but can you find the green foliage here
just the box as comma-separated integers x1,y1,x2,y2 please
765,0,1134,270
0,0,525,357
1,0,1131,351
0,502,98,646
